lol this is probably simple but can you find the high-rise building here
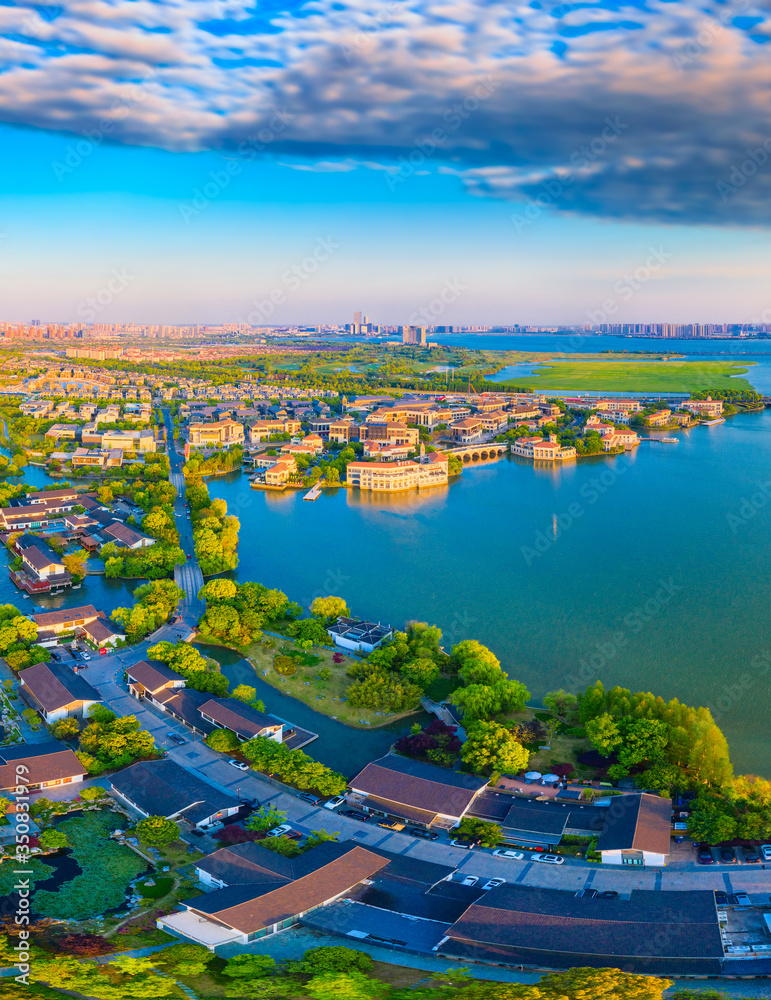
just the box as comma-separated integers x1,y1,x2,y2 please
353,311,362,326
401,325,427,346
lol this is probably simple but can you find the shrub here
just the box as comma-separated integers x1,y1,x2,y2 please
57,933,113,956
273,654,296,676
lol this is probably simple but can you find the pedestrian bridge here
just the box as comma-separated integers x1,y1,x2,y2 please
447,442,508,463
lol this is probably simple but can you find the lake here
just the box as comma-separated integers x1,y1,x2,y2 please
206,403,771,777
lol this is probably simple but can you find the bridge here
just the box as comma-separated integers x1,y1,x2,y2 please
445,442,508,463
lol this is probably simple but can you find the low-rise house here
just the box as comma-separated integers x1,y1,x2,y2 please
684,397,723,418
19,660,101,723
264,460,295,487
198,698,284,742
80,617,125,649
44,423,80,441
646,410,672,427
189,418,245,448
450,418,484,444
71,448,123,470
596,793,672,866
102,522,155,549
109,758,240,830
348,753,489,829
31,604,103,641
509,404,542,421
158,841,390,948
327,616,393,653
477,410,510,432
11,534,72,594
100,429,156,453
126,660,186,702
0,740,88,792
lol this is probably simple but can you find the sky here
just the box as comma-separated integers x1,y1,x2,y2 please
1,0,771,326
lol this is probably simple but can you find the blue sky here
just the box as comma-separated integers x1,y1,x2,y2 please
1,0,771,325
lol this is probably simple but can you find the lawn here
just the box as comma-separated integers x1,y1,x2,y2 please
245,639,422,728
497,358,756,392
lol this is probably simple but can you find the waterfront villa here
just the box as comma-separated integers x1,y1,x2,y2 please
198,697,284,742
327,616,393,653
450,418,484,444
347,753,489,829
346,454,449,492
264,459,295,486
511,435,577,462
683,397,724,418
126,660,186,701
31,604,104,642
646,410,672,427
71,448,123,470
11,534,73,595
18,660,101,723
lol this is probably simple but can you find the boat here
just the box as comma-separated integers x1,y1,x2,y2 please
660,437,679,443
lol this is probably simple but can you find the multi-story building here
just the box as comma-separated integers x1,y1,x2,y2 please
346,453,449,491
511,435,577,462
188,419,245,448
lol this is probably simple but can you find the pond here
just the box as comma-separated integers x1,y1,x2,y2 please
203,645,429,776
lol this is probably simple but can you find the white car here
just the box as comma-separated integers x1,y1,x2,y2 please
493,849,524,860
482,878,505,890
461,875,479,887
761,845,771,862
267,824,292,838
324,796,346,811
530,853,564,865
227,760,249,771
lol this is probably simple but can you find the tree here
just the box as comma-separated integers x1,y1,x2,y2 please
57,933,113,957
157,943,212,977
135,815,180,847
39,829,68,851
222,954,276,978
199,578,238,603
687,796,738,844
400,657,440,690
304,971,389,1000
578,679,606,723
451,679,530,720
543,689,579,721
79,786,106,802
62,550,88,580
245,804,287,832
585,712,621,756
206,728,241,752
232,684,263,709
452,639,504,686
456,817,502,847
347,670,422,713
303,829,339,851
289,946,372,975
259,835,301,858
461,721,529,775
51,717,80,741
310,596,350,621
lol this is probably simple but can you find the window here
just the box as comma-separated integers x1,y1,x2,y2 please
621,850,644,866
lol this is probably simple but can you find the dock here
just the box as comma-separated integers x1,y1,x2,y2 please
303,483,322,501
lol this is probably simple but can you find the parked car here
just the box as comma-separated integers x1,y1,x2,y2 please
450,839,476,850
744,847,760,863
49,651,60,661
530,854,564,865
493,849,524,860
600,890,619,899
720,846,736,864
734,892,752,907
340,809,370,823
266,824,293,838
761,844,771,861
577,888,598,899
483,878,505,890
408,827,439,840
461,875,479,887
323,796,346,811
80,652,91,660
167,733,186,745
714,891,729,905
697,844,714,864
228,760,249,771
297,793,321,806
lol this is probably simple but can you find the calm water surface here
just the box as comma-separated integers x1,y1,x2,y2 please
207,405,771,777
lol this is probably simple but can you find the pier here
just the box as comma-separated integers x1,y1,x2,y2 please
303,483,323,501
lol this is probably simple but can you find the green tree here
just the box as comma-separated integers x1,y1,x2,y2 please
245,804,287,832
39,829,68,851
222,954,276,979
290,946,373,974
199,578,238,602
585,712,622,756
135,815,180,847
310,595,350,621
461,721,529,775
51,717,80,741
456,817,502,847
452,639,503,686
687,796,738,844
205,728,241,752
400,657,440,690
304,971,388,1000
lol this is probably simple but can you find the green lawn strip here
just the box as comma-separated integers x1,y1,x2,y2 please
32,811,147,920
137,876,174,899
498,359,755,392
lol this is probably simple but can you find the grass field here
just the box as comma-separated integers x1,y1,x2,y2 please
499,358,755,392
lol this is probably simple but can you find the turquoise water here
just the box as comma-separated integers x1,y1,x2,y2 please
207,406,771,777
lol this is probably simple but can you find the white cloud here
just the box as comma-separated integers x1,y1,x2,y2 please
2,0,771,222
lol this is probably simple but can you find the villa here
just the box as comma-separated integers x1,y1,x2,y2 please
511,435,577,462
10,534,73,594
346,455,449,492
596,793,672,866
18,660,101,723
0,740,87,792
327,616,393,653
